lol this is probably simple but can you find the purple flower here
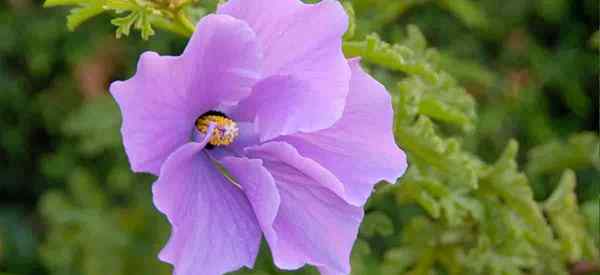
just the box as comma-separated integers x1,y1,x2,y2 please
109,0,407,274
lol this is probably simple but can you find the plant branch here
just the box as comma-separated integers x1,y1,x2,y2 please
174,11,195,36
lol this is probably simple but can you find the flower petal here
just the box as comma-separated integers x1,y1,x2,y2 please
182,14,262,107
279,59,408,206
246,141,345,197
220,0,351,140
110,14,261,175
218,0,348,76
246,142,362,274
110,52,196,175
153,143,261,275
232,75,347,141
220,157,280,245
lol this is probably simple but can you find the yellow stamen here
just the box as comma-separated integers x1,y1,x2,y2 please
195,114,239,147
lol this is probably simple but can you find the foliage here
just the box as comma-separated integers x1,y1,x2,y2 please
0,0,598,275
42,0,212,38
342,24,598,275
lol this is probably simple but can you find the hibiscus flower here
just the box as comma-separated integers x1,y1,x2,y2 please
110,0,407,274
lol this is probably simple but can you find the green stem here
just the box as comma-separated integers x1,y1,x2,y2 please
151,15,190,37
174,11,195,37
43,0,82,7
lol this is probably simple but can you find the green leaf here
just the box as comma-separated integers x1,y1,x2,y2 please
345,28,476,131
111,11,155,40
544,170,600,261
396,116,481,189
581,198,600,246
111,12,138,38
66,3,105,30
43,0,87,7
526,132,600,177
137,12,156,40
480,140,553,244
344,33,438,81
45,0,197,39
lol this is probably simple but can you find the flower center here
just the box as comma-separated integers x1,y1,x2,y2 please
195,111,239,149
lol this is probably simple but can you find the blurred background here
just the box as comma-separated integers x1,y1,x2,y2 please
0,0,598,274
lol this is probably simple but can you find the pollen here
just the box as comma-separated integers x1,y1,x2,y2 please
195,112,239,149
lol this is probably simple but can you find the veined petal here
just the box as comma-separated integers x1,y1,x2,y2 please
220,157,280,245
182,14,262,107
110,14,261,175
246,142,362,274
110,52,198,175
218,0,347,76
221,0,351,140
232,75,348,141
246,141,345,197
280,59,408,206
153,142,261,275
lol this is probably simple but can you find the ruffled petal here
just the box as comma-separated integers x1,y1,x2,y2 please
246,142,362,274
279,59,408,206
153,142,261,275
220,0,351,140
246,141,345,197
110,14,261,175
181,14,262,107
220,157,280,245
110,52,197,175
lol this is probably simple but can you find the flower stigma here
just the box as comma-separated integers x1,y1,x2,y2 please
195,111,239,149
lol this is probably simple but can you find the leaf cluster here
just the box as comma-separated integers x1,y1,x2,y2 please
342,24,599,275
43,0,206,39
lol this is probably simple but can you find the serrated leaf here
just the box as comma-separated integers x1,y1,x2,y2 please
418,94,472,127
345,28,476,130
581,198,600,246
344,33,438,81
137,12,155,40
46,0,168,40
111,12,138,38
526,132,600,177
480,140,553,244
396,116,481,188
111,11,155,40
544,170,600,261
